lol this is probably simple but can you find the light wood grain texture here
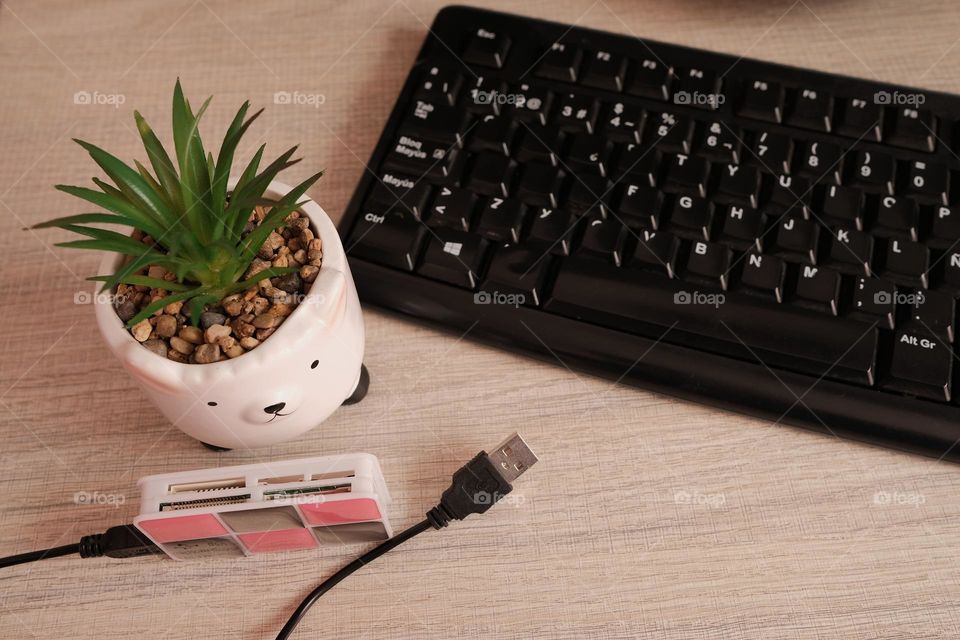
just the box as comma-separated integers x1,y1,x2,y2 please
2,0,960,637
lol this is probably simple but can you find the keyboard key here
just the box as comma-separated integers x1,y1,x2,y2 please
465,75,508,116
884,327,952,401
930,204,960,245
566,134,613,176
771,216,820,264
554,93,599,133
615,144,660,185
515,162,564,208
403,101,468,145
467,152,515,197
887,106,937,152
617,183,662,229
766,174,813,216
713,163,760,208
566,174,610,215
908,290,955,343
828,227,873,276
427,186,477,231
851,277,895,328
836,96,883,141
414,65,462,106
786,87,834,132
820,185,865,230
904,160,949,205
481,243,552,306
737,79,784,123
674,67,722,110
794,264,841,315
476,197,526,243
719,205,765,251
582,50,627,91
630,230,679,277
848,150,895,195
625,58,672,101
546,258,878,385
662,154,709,197
874,195,920,241
603,102,645,144
667,195,714,241
417,229,487,289
368,172,431,218
468,115,517,155
516,123,564,165
684,240,732,289
883,238,929,288
749,131,793,174
941,250,960,289
578,213,626,265
535,41,582,82
699,121,741,163
648,112,694,153
797,141,843,184
508,84,552,124
384,134,458,179
462,26,511,68
347,207,425,271
740,251,785,302
527,207,578,254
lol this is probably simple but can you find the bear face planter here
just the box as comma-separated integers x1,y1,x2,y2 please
93,179,367,449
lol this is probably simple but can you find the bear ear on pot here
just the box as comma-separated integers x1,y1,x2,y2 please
120,341,192,395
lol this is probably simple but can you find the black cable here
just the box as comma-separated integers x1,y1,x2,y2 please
275,519,433,640
0,543,80,568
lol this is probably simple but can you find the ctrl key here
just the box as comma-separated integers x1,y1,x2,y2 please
883,327,953,401
347,208,425,271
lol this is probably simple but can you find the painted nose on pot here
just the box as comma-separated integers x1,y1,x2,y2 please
263,402,286,414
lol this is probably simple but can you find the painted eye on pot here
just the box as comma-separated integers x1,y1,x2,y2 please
310,360,319,369
207,401,218,407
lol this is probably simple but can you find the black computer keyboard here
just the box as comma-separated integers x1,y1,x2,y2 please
340,5,960,460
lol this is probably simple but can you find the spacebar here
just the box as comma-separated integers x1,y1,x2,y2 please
544,258,878,385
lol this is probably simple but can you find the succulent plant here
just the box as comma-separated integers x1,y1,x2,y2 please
36,79,322,328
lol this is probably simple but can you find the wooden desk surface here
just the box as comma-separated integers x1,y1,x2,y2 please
2,1,960,637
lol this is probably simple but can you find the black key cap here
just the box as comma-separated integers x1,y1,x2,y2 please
617,183,662,229
462,26,511,68
874,195,920,241
414,65,462,106
786,87,834,132
417,229,487,289
713,163,760,208
941,249,960,289
508,84,552,125
603,101,645,144
668,195,714,241
684,240,732,289
615,144,660,185
468,116,517,155
797,141,843,184
909,289,955,343
467,152,515,197
516,123,564,165
674,67,722,110
772,216,820,264
554,93,599,133
851,276,895,328
625,58,672,101
582,50,627,91
476,197,526,243
527,207,578,254
750,131,793,174
481,243,552,306
699,121,741,163
740,251,786,302
883,238,929,288
648,112,694,153
766,174,813,216
848,150,895,195
794,264,841,315
930,204,960,246
545,259,878,385
404,100,468,145
535,41,582,82
566,174,610,215
836,96,883,141
884,327,952,401
515,162,564,208
662,154,709,197
347,207,425,271
566,134,613,176
828,227,872,275
737,79,784,123
578,213,626,265
887,106,937,152
820,185,865,230
904,160,949,205
427,186,477,231
369,172,431,218
719,205,765,251
384,134,458,179
631,230,679,277
465,75,508,116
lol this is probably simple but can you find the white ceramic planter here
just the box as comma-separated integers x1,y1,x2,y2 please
93,179,365,449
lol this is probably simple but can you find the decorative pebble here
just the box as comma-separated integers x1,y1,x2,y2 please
163,300,184,315
222,294,243,316
147,265,167,280
219,336,244,358
300,265,319,283
253,314,276,329
131,319,152,342
194,343,221,364
239,337,260,349
204,323,232,344
274,272,301,293
179,325,203,344
200,311,226,329
244,258,271,279
169,336,195,355
142,339,168,357
114,296,138,322
167,349,188,363
155,314,178,338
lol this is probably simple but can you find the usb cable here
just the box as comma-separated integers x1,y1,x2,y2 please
275,432,538,639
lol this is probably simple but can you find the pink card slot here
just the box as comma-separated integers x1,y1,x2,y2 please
138,514,228,543
300,498,382,526
238,528,317,553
